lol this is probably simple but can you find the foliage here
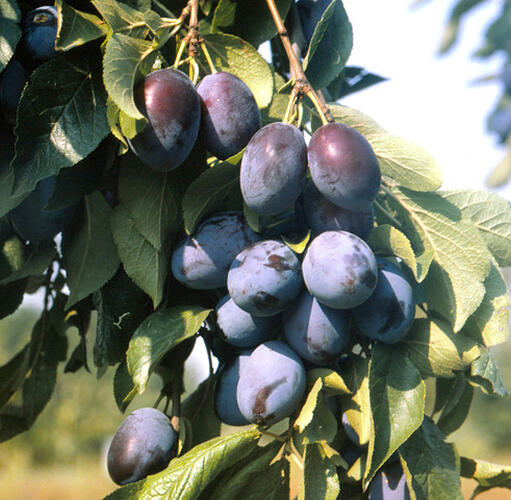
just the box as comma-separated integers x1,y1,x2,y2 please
0,0,510,499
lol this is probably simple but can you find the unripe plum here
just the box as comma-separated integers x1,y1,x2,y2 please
240,122,307,216
171,212,259,290
107,407,176,485
283,289,351,365
308,122,381,211
197,72,261,159
9,176,76,242
303,181,374,240
353,259,415,344
302,231,378,309
216,294,279,348
236,340,306,425
228,240,303,317
0,58,27,125
368,463,411,500
214,350,252,426
22,6,58,62
129,68,201,171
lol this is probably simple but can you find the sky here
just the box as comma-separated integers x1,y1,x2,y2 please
341,0,510,198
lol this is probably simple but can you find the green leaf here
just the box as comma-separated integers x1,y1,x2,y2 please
113,361,135,412
307,368,351,396
104,428,261,500
110,203,169,307
468,346,509,397
441,189,511,267
0,0,20,21
461,258,510,347
0,19,20,72
201,33,274,108
388,187,491,332
436,374,474,435
300,442,340,500
486,151,511,188
0,346,30,411
183,162,240,234
400,417,463,500
304,0,353,90
364,344,425,488
126,306,211,394
12,54,110,196
62,191,120,309
321,105,443,192
182,377,221,447
404,318,481,378
368,224,418,279
211,0,291,47
56,0,107,51
103,32,156,119
460,457,511,496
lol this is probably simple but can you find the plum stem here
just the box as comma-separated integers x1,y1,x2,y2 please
200,41,217,74
265,0,333,124
170,368,182,435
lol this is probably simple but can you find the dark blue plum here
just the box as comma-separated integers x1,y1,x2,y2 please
283,289,351,365
22,6,58,63
342,444,363,468
171,212,259,290
214,349,252,426
303,181,374,240
302,231,378,309
228,240,303,317
129,68,201,171
197,72,261,160
9,176,76,242
0,58,27,125
308,123,381,211
240,122,307,216
297,0,330,43
342,412,364,448
236,340,306,425
368,463,411,500
216,294,279,348
353,259,415,344
107,407,176,485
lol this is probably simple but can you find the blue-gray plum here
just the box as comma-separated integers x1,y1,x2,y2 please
0,58,27,125
228,240,303,316
342,444,363,468
107,407,176,485
308,123,381,211
128,68,201,171
342,412,364,448
214,349,252,426
240,122,307,216
9,176,76,242
236,340,306,425
353,259,415,344
216,294,279,348
22,6,58,63
303,181,374,240
171,212,259,289
302,231,378,309
368,463,411,500
197,72,261,160
296,0,330,43
283,290,351,365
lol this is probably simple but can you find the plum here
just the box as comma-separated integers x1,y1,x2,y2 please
368,462,411,500
342,444,363,468
302,181,374,240
171,212,259,290
283,289,351,365
308,122,381,211
240,122,307,216
0,58,27,125
107,407,176,485
128,68,201,171
9,176,76,242
342,411,364,448
236,340,306,425
216,294,279,348
228,240,303,316
197,72,261,159
214,350,252,426
22,6,58,63
302,231,378,309
353,259,415,344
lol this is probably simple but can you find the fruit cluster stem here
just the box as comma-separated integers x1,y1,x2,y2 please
265,0,333,124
